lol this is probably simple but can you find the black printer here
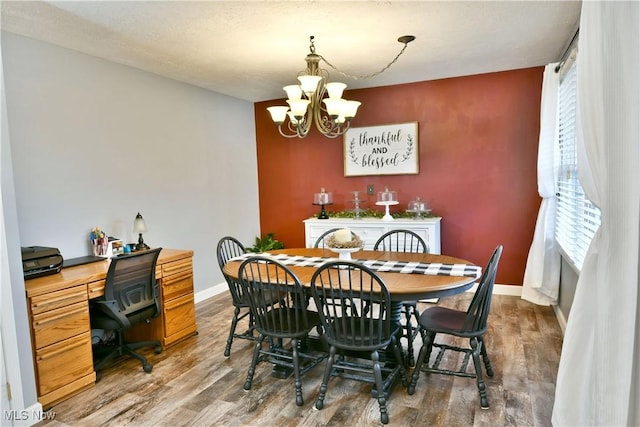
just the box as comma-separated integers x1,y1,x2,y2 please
21,246,63,280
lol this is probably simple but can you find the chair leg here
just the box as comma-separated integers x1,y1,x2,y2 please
225,307,241,357
408,331,435,395
470,337,489,409
479,336,494,377
122,345,153,373
390,336,409,388
315,346,336,410
244,335,264,391
403,302,419,367
371,350,390,425
291,338,304,406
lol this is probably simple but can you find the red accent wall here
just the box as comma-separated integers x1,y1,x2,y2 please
254,67,543,286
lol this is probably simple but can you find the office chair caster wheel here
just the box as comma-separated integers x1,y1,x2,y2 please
143,363,153,373
154,345,162,354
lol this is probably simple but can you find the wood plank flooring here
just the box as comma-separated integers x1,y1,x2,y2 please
36,291,563,426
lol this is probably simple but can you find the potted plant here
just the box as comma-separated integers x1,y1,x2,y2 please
246,232,284,253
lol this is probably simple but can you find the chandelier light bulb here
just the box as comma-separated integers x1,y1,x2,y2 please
283,84,303,100
325,82,347,99
267,106,289,124
298,75,322,95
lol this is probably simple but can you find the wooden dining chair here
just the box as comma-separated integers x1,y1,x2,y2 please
407,245,503,409
373,229,428,366
310,260,408,425
238,255,327,406
216,236,257,357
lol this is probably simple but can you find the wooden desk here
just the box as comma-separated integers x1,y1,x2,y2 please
223,248,478,301
24,248,197,408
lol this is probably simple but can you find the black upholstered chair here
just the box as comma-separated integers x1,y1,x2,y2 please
90,248,163,380
310,260,408,424
216,236,257,357
373,229,428,366
407,245,503,409
313,228,341,248
238,256,326,406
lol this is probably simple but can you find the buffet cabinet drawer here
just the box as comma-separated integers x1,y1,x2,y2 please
31,301,90,350
35,331,94,397
30,285,87,316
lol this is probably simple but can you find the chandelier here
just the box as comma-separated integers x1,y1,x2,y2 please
267,35,415,139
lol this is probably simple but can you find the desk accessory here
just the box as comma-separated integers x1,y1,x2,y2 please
134,212,150,251
90,227,109,257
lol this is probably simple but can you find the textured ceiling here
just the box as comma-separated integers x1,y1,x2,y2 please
1,1,581,102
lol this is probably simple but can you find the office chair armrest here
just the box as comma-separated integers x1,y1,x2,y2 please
92,300,132,329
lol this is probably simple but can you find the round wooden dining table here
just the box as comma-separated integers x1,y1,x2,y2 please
222,247,480,301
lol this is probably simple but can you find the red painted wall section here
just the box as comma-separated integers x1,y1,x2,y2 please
254,67,543,286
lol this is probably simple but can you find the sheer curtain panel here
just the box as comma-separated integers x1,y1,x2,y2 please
552,2,640,426
521,64,561,306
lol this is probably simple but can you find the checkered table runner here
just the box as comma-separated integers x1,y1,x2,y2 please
230,253,481,278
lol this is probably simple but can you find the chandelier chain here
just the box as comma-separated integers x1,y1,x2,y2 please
317,42,411,81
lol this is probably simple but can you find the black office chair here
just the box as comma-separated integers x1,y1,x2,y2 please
310,260,408,425
216,236,258,357
373,229,428,366
238,255,327,406
313,228,341,248
90,248,163,380
407,245,503,409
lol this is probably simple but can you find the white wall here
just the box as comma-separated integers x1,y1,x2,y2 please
2,31,261,295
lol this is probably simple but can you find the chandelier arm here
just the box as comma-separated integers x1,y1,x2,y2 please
318,41,411,81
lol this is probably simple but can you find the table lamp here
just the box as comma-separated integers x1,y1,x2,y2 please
133,212,150,251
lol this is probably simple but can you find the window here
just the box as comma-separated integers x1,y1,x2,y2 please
555,54,601,270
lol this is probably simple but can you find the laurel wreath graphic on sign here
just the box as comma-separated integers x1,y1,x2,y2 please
401,134,415,162
348,138,358,164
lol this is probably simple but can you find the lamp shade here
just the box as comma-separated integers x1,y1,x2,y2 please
133,212,148,233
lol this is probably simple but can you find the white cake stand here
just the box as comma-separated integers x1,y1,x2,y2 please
328,247,362,261
375,201,399,221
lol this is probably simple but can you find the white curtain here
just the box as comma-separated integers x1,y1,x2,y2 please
521,64,561,306
552,2,640,426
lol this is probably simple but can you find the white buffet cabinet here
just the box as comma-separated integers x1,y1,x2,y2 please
304,217,442,254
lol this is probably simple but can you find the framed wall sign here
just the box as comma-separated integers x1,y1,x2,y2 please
343,122,419,176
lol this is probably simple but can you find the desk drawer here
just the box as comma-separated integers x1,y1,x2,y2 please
35,332,94,396
162,270,193,301
161,257,192,277
32,301,90,350
87,279,106,299
30,285,87,316
163,293,196,338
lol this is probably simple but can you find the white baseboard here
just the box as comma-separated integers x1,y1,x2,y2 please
465,282,523,297
553,304,567,335
195,282,227,304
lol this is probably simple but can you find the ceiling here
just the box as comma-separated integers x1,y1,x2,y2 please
1,1,581,102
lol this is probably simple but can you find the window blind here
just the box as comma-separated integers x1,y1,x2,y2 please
555,55,601,270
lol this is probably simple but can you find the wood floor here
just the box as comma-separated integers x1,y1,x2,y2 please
36,291,563,426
